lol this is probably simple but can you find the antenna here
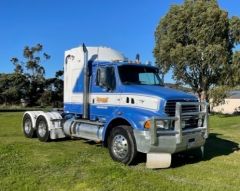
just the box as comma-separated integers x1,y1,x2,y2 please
135,53,140,64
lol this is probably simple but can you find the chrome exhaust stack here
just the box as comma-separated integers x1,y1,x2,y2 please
82,43,89,119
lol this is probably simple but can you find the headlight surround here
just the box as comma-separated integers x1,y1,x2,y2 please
144,119,174,130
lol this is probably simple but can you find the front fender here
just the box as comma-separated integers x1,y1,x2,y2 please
102,107,163,141
118,107,164,130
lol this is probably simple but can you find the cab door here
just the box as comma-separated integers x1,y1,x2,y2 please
89,64,120,122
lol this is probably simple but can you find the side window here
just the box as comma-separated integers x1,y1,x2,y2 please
96,66,116,91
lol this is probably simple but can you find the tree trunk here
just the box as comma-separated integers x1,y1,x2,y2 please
200,90,207,102
200,90,210,112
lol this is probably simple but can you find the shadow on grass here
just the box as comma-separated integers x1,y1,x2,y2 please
171,133,239,168
51,138,102,147
50,133,239,168
82,140,103,147
126,133,239,167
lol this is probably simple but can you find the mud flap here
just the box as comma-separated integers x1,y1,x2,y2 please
146,153,171,169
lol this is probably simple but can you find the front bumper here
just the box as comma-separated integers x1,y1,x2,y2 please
134,102,209,154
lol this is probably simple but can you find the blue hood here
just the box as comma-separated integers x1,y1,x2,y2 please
123,85,198,101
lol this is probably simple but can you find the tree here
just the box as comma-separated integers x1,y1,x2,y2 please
52,70,64,107
0,73,29,105
154,0,240,102
42,70,64,107
11,57,23,74
231,51,240,85
23,44,50,78
1,44,64,107
11,44,50,106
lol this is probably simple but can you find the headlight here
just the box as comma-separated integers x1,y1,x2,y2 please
156,120,170,130
144,119,172,130
181,120,186,128
198,118,203,127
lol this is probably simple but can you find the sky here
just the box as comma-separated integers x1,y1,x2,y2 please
0,0,239,82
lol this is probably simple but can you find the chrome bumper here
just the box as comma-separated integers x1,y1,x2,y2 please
134,102,209,154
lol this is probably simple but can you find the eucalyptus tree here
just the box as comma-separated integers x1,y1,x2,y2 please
41,70,64,107
0,73,29,105
11,44,51,105
154,0,240,101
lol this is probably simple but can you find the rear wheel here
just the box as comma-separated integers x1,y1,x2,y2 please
36,116,50,142
108,125,137,165
22,114,35,138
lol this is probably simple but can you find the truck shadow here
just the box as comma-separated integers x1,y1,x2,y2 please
132,133,239,168
171,133,239,168
51,133,239,168
52,138,103,147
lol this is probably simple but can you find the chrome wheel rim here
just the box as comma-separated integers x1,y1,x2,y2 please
38,121,47,137
112,134,128,159
24,119,32,134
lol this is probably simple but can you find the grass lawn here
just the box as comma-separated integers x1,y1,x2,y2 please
0,112,240,191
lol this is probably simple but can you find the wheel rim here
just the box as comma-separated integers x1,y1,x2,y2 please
38,121,47,137
24,119,32,134
112,134,129,159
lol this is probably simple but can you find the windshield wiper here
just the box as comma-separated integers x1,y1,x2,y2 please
123,81,141,85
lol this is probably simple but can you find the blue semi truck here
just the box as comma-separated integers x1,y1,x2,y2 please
22,44,208,168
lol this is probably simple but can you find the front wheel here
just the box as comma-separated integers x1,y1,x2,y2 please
108,125,137,165
36,116,50,142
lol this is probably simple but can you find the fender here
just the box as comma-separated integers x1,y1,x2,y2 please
35,112,62,131
102,107,165,141
23,111,45,129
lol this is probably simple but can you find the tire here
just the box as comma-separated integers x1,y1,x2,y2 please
22,114,35,138
108,125,137,165
36,116,50,142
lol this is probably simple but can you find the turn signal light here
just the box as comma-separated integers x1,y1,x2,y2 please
144,120,151,129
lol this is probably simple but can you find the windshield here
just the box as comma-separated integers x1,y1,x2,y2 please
118,65,164,86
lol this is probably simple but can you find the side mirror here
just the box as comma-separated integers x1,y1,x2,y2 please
97,67,116,91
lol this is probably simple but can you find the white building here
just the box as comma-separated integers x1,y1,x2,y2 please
211,91,240,114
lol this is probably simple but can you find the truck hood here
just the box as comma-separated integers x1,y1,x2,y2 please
123,85,197,101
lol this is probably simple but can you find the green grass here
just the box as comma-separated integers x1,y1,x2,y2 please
0,105,53,112
0,112,240,191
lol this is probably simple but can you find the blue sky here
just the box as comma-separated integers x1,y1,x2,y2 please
0,0,239,82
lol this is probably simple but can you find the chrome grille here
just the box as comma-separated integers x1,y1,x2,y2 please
165,100,200,129
165,100,199,117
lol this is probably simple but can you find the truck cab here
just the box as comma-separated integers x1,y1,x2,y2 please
22,45,208,168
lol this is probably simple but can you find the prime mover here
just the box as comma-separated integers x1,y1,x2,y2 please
22,44,208,168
